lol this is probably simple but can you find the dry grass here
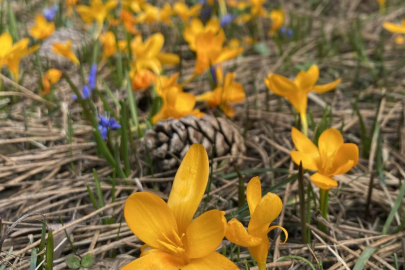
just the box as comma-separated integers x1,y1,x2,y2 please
1,0,405,269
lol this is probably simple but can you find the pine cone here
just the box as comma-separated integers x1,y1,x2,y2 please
144,115,246,171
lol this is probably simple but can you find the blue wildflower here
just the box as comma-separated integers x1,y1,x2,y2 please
82,85,91,99
99,116,109,127
220,14,233,27
98,116,121,140
72,85,91,100
88,63,97,90
109,118,121,130
280,27,293,38
99,125,108,140
210,65,217,86
43,6,58,21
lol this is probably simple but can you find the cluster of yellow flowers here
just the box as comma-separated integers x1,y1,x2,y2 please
123,144,287,270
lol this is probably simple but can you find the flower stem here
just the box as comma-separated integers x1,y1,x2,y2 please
300,112,308,136
319,188,329,233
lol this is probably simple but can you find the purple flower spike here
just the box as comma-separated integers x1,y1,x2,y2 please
109,118,121,130
209,65,217,86
99,116,109,127
220,14,233,27
88,63,97,90
99,126,108,140
43,6,58,21
82,85,91,99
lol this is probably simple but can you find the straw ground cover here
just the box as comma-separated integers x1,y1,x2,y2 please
1,0,405,269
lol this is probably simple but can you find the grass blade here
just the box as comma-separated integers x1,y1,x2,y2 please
382,180,405,234
353,247,378,270
45,230,54,270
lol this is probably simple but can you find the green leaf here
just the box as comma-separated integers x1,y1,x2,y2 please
382,180,405,234
30,248,38,270
65,254,81,269
81,254,95,267
353,247,378,270
45,230,54,270
253,42,270,55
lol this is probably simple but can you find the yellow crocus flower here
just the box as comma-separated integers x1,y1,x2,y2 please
225,177,287,270
155,72,181,97
42,68,62,94
183,18,220,51
123,144,239,269
269,9,284,36
250,0,265,17
290,127,359,190
76,0,118,28
123,0,146,13
264,65,341,135
99,31,117,60
383,20,405,44
136,3,159,23
66,0,78,15
194,31,243,75
30,14,55,40
129,68,156,91
159,3,173,25
52,40,80,65
121,10,139,34
130,33,179,74
0,33,39,81
173,2,202,23
153,87,203,124
376,0,385,9
196,67,245,117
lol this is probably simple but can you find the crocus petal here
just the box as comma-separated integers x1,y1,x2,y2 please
0,33,12,55
246,176,261,217
121,251,182,270
264,74,298,97
152,109,166,124
331,143,359,175
220,103,235,118
225,218,262,247
124,192,179,249
157,53,180,65
248,192,282,236
104,0,118,11
184,252,239,270
76,7,94,23
186,210,226,259
248,236,269,270
291,127,319,159
175,92,197,112
286,89,307,114
383,22,405,34
294,65,319,92
333,160,354,176
225,83,245,103
290,151,319,171
214,47,243,64
167,144,209,235
310,173,338,190
312,78,341,93
196,92,216,104
145,33,164,58
267,225,288,244
318,128,343,158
